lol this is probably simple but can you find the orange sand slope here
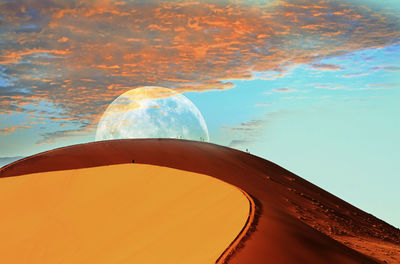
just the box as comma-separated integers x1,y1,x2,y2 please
0,164,250,264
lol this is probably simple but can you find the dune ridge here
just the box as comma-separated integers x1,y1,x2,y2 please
216,191,258,264
1,139,399,263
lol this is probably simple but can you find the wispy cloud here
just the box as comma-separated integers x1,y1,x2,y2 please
229,140,254,149
311,63,343,71
363,83,398,89
0,121,39,135
314,84,346,90
342,72,368,78
222,118,267,148
223,119,267,133
255,102,273,107
370,66,400,72
224,109,295,150
273,88,297,92
36,124,95,144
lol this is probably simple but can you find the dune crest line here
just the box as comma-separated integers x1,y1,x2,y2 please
216,190,257,264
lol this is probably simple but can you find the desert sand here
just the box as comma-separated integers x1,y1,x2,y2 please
0,163,250,263
1,139,399,263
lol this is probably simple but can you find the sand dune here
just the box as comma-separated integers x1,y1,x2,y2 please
0,163,250,263
1,139,399,263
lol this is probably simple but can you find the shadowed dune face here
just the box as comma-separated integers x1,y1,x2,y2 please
0,164,250,264
1,139,399,263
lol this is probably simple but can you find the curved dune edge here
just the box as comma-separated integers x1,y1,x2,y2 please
0,164,251,264
216,191,258,264
2,139,398,263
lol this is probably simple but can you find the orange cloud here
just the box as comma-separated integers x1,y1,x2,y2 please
0,122,38,136
57,37,69,43
311,63,343,71
0,49,70,64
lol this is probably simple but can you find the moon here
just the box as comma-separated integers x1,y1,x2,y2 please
95,86,209,142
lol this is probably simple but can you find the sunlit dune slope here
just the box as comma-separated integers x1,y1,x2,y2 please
2,139,399,264
0,164,250,264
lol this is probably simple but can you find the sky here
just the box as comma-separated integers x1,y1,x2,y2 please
0,0,399,226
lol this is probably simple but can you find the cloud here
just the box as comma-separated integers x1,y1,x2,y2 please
224,109,295,150
223,119,266,132
222,118,267,147
369,66,400,72
0,49,70,65
314,84,346,90
342,72,368,78
273,88,297,92
255,102,273,107
229,140,254,149
363,83,398,89
36,124,94,144
0,0,399,141
310,63,343,70
0,122,37,135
